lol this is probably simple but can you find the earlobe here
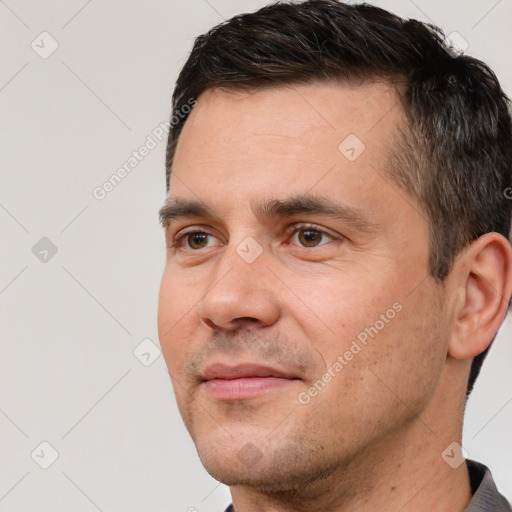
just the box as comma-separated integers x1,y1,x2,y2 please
448,233,512,360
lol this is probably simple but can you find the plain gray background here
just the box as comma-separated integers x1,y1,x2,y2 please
1,1,511,510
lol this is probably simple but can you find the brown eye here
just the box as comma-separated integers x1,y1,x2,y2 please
186,232,209,249
174,231,216,250
290,225,335,248
298,229,324,247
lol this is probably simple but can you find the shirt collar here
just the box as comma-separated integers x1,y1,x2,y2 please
463,459,511,511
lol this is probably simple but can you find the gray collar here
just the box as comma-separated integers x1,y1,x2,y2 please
463,459,511,511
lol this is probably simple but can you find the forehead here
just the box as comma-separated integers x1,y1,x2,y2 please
174,81,402,163
169,81,416,230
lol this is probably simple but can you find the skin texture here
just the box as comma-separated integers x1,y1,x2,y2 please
157,82,512,511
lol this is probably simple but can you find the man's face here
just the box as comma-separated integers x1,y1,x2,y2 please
158,82,449,490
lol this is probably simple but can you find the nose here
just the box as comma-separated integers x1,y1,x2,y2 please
197,242,281,332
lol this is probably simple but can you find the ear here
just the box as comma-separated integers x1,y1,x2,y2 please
448,232,512,360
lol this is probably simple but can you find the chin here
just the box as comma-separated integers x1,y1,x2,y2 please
194,432,344,495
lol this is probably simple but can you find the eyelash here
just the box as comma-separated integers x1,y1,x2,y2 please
171,223,339,251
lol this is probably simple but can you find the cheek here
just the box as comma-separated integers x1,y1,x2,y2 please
306,294,445,450
157,269,199,371
290,271,394,354
348,284,447,409
299,270,444,390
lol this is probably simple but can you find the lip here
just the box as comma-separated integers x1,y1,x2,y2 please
201,362,300,400
202,362,297,380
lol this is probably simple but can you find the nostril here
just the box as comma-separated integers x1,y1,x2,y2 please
202,318,217,329
201,316,260,332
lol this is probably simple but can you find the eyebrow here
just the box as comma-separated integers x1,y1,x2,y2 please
159,194,379,234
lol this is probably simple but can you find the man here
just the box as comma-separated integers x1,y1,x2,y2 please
157,1,512,510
